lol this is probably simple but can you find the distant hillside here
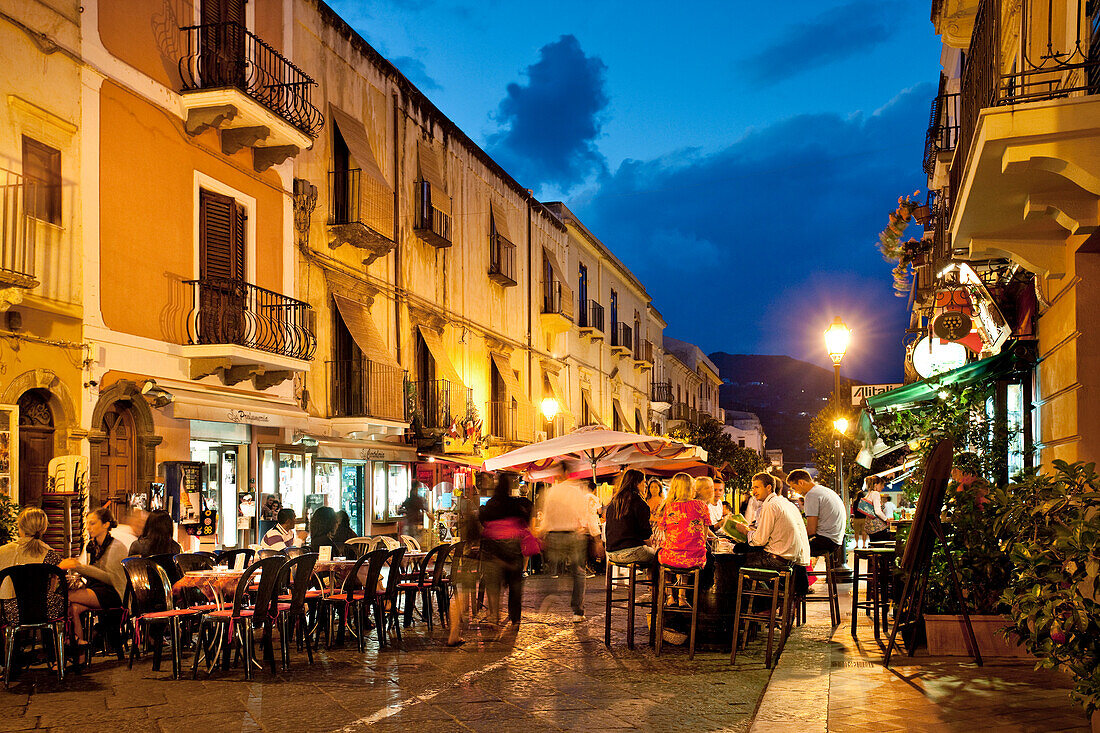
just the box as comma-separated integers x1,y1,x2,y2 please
709,353,864,469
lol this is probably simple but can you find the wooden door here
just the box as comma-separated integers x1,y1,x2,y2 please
100,404,136,506
199,0,246,87
17,391,53,507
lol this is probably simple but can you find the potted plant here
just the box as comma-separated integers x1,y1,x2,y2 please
995,461,1100,724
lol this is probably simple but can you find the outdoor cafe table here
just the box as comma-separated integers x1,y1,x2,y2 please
174,569,246,609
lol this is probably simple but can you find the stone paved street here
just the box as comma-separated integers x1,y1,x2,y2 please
0,576,772,732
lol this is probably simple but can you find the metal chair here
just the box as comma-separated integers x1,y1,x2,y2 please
0,564,69,686
122,558,200,679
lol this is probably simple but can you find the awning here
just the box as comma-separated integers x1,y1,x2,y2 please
581,387,603,426
420,453,484,470
612,399,634,432
490,200,512,241
332,294,399,368
167,387,309,429
544,368,571,419
417,325,464,389
417,139,450,215
635,409,648,435
328,103,394,236
309,436,418,462
490,352,532,409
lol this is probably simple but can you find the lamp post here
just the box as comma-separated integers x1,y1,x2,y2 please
824,316,852,580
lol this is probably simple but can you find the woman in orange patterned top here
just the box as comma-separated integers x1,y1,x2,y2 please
656,473,709,570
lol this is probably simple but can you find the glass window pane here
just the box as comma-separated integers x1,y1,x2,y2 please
387,463,410,522
372,461,387,522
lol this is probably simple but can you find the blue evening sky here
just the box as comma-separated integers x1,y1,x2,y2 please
329,0,942,383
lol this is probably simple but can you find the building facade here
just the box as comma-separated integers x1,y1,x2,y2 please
722,410,766,453
661,335,724,430
912,0,1100,472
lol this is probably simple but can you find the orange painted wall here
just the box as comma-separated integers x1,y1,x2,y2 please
99,0,285,90
99,80,285,342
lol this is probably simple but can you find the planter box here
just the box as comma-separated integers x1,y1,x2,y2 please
924,614,1030,657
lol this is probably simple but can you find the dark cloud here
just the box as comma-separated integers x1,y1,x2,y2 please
390,56,441,91
745,1,898,83
576,84,934,383
489,35,609,191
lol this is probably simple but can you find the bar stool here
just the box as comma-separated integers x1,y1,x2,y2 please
851,546,894,640
603,556,656,649
654,564,703,659
801,550,841,626
730,567,794,669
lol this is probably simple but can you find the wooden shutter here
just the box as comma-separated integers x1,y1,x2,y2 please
202,0,245,24
199,189,244,281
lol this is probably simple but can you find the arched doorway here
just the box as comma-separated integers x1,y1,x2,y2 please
99,403,136,505
17,390,54,507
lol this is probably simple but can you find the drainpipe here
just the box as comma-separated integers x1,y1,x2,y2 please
393,91,402,367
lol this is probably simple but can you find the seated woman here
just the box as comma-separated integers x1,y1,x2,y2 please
604,469,656,566
0,507,64,625
59,507,128,647
127,510,182,558
307,506,337,554
655,472,709,608
331,510,357,557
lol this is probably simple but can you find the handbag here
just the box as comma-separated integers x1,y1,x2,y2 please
857,498,875,517
520,528,542,557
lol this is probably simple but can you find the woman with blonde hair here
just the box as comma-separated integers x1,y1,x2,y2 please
656,472,709,607
0,507,64,624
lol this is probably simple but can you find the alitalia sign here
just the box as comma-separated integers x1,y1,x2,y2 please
851,383,903,405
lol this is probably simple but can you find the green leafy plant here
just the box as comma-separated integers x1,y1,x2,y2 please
876,191,929,296
0,492,20,545
994,461,1100,715
808,390,865,496
667,416,767,498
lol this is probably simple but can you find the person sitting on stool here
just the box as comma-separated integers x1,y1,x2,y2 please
731,472,810,573
786,469,846,563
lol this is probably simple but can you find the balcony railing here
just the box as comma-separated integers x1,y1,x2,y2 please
487,401,535,443
923,88,960,177
612,322,632,350
669,402,691,422
413,180,452,247
0,170,36,287
651,381,673,403
328,358,407,421
634,338,653,364
488,232,517,286
179,21,322,137
542,280,572,318
578,299,605,332
409,378,471,430
185,276,316,360
952,0,1100,206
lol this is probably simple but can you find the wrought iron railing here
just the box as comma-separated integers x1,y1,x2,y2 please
0,169,36,286
487,401,535,443
635,338,653,363
923,89,960,177
542,280,571,318
952,0,1100,210
413,180,451,247
185,276,316,360
579,299,605,332
409,378,471,430
669,402,691,421
651,381,673,403
488,232,516,285
612,322,632,349
179,22,322,137
328,358,407,421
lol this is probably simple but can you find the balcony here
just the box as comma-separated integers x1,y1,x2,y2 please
327,169,395,262
0,170,38,296
633,338,654,369
668,402,691,423
488,232,517,287
923,86,960,189
948,0,1100,278
178,22,322,170
610,322,632,357
651,381,673,405
413,180,452,248
328,358,407,422
183,276,315,387
540,280,573,334
486,401,535,445
577,299,605,340
409,378,472,431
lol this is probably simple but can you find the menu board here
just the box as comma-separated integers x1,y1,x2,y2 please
0,406,16,499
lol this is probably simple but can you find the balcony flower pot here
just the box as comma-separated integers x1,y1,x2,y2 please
923,614,1029,657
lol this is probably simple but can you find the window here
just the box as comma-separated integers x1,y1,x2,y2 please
372,461,411,523
199,188,246,281
738,439,746,447
22,137,61,225
578,263,588,325
610,289,618,328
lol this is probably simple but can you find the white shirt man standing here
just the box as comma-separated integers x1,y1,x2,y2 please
539,479,600,622
787,468,847,559
733,472,810,571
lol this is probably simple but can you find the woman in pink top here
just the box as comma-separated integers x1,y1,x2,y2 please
656,473,709,569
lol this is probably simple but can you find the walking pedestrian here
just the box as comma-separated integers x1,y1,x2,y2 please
447,485,483,647
539,478,600,622
479,472,530,628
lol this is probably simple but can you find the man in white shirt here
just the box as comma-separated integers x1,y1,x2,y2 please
787,469,846,559
538,479,600,622
708,478,725,526
732,472,810,571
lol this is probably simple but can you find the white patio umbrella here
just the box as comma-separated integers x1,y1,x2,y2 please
482,425,707,481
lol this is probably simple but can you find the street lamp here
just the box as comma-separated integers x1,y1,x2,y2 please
824,316,852,579
540,397,560,439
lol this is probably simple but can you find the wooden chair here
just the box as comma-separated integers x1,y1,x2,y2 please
654,564,703,659
801,550,842,627
731,567,796,669
604,556,656,650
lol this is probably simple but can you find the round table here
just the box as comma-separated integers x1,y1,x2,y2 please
174,569,245,608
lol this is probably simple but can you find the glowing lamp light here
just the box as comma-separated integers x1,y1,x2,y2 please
833,417,849,434
540,397,560,421
824,317,851,365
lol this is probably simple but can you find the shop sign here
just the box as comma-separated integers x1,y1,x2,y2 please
357,449,386,460
227,409,271,424
912,336,968,378
851,383,904,405
931,311,973,342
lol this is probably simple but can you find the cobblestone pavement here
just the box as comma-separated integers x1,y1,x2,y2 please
0,576,773,732
750,579,1091,733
